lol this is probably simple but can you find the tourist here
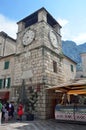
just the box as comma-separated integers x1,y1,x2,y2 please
17,103,24,121
0,100,2,125
2,103,6,120
9,102,14,119
4,108,9,123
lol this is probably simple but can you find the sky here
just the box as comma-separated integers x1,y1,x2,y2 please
0,0,86,45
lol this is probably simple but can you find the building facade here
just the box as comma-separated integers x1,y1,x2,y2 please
0,8,77,119
63,55,77,82
0,31,16,101
76,53,86,78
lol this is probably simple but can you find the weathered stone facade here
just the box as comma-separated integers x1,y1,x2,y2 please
76,53,86,78
0,32,16,101
0,8,77,119
0,31,16,56
80,53,86,77
63,56,77,82
12,8,65,119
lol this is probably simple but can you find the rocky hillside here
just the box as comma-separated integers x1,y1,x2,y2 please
62,40,86,63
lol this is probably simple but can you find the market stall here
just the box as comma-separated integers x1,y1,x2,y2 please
47,79,86,122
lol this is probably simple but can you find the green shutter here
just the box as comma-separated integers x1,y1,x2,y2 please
4,61,9,69
0,79,3,89
7,78,11,88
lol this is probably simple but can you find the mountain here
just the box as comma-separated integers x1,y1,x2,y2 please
62,40,86,63
78,43,86,53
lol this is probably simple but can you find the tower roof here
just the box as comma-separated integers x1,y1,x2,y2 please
17,7,61,28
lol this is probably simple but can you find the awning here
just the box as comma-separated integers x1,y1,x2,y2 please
46,78,86,95
0,91,9,100
67,89,86,95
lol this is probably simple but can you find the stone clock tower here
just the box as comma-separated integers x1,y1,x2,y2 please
14,7,65,119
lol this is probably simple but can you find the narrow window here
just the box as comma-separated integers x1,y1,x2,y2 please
5,78,8,87
71,64,74,72
2,78,11,88
53,61,57,73
5,78,11,88
3,79,6,88
4,61,9,69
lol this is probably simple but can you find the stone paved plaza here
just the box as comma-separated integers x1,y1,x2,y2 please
0,119,86,130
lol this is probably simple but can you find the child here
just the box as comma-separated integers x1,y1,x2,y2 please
17,103,24,121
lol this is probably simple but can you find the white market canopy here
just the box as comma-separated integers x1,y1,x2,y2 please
46,78,86,95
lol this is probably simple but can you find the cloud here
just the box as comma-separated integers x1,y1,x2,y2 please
72,33,86,45
58,18,72,40
58,18,69,27
0,14,17,39
58,18,86,45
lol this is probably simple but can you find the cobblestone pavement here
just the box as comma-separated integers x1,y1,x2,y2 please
0,119,86,130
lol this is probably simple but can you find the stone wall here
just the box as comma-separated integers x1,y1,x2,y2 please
0,33,16,56
0,8,77,119
80,53,86,77
63,56,76,81
14,16,66,119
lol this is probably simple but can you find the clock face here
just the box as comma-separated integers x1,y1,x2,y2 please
22,29,35,46
49,30,58,48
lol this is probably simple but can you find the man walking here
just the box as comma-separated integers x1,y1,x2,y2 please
0,100,2,125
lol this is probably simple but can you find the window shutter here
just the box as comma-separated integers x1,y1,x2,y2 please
0,79,2,89
4,61,9,69
7,78,11,88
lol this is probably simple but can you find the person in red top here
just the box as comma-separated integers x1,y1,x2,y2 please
17,103,24,121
